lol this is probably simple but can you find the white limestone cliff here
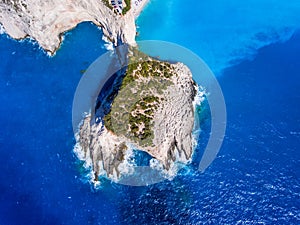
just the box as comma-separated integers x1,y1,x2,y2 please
0,0,139,54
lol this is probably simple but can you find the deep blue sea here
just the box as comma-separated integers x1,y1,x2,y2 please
0,0,300,224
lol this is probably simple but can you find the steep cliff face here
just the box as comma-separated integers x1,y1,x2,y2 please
75,53,198,182
0,0,136,54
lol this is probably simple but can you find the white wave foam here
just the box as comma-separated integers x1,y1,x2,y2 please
193,85,206,109
116,146,136,178
73,141,93,169
73,141,103,188
149,158,176,180
0,24,5,34
73,112,93,169
192,85,206,141
149,157,189,181
102,35,114,51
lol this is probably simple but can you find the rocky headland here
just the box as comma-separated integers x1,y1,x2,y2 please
1,0,201,184
0,0,146,54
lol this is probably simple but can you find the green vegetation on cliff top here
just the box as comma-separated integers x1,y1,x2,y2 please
103,50,175,147
122,0,131,15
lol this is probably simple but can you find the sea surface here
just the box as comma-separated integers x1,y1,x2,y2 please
0,1,300,224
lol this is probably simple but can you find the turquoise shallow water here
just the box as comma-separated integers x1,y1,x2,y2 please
137,0,300,73
0,1,300,224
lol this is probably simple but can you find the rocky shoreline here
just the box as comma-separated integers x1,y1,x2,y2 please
0,0,143,54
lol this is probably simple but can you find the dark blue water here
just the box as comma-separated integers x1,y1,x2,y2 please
0,19,299,225
0,23,122,225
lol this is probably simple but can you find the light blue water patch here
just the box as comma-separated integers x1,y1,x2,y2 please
137,0,300,73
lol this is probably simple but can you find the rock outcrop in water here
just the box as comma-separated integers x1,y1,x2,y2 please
75,50,198,181
0,0,138,54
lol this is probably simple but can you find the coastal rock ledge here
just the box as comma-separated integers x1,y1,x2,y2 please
0,0,137,54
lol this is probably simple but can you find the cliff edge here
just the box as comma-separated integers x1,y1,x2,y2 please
0,0,138,54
